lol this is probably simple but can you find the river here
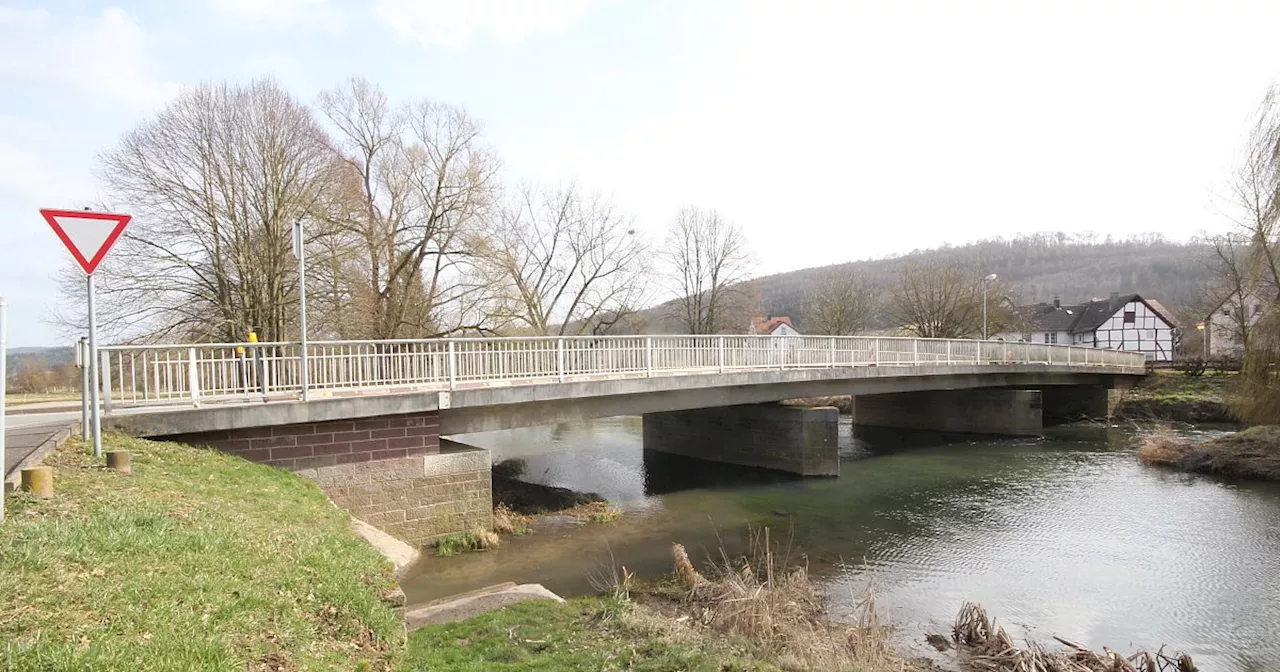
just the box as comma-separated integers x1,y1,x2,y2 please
399,417,1280,671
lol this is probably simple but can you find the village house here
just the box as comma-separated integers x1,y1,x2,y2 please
1205,291,1268,357
994,293,1178,362
751,315,800,337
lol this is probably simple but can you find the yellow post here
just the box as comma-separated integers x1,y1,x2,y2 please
20,466,53,499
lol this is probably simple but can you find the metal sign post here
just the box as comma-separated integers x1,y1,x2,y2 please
40,209,132,460
1,297,7,523
87,274,102,457
293,219,309,402
78,336,89,441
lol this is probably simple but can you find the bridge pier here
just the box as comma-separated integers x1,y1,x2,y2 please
1040,385,1109,423
642,404,839,476
852,389,1043,436
155,411,492,547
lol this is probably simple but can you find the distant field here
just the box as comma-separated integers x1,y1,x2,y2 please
5,392,81,406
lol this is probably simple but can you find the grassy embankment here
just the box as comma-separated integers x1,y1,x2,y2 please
1138,425,1280,481
2,436,892,671
1114,370,1235,423
0,435,404,671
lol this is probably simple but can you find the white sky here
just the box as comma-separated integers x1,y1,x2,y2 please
2,0,1278,346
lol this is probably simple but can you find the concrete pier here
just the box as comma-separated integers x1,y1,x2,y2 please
1040,385,1109,424
642,404,839,476
852,389,1043,436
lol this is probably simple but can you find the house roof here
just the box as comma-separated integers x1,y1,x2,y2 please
753,316,794,334
1016,293,1178,333
1145,299,1179,328
1017,303,1081,332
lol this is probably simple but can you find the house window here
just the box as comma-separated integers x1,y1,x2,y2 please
1047,332,1058,344
1123,311,1136,324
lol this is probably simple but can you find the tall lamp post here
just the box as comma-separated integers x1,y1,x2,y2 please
293,219,309,402
982,273,998,339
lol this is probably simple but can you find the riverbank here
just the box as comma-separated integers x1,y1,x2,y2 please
1139,425,1280,480
0,436,846,671
0,435,404,671
1114,371,1236,423
406,536,926,672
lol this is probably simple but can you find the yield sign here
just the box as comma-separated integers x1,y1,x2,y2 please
40,209,132,275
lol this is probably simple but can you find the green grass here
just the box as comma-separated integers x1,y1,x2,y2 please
399,598,775,672
1131,370,1233,403
0,435,404,671
434,529,499,557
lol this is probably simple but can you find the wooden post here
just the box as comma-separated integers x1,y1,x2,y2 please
20,466,53,498
106,451,132,474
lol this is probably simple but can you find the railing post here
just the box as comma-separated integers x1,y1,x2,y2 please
912,339,919,365
872,339,879,366
447,341,456,391
557,338,565,382
830,337,836,367
187,347,200,407
946,340,952,364
645,337,653,378
718,336,726,373
100,349,113,414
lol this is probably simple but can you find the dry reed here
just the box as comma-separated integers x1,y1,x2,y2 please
1136,425,1190,467
953,602,1197,672
670,527,905,671
1137,425,1280,481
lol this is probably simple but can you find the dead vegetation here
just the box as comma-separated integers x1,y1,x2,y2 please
668,528,908,671
1137,425,1280,480
953,602,1197,672
491,504,533,535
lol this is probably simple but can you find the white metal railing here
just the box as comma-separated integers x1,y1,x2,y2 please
96,335,1145,409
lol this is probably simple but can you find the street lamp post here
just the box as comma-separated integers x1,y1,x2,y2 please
293,219,309,402
982,273,998,339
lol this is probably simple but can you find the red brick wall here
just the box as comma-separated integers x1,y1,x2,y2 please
162,411,440,471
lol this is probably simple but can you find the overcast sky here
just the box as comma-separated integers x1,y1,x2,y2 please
3,0,1279,346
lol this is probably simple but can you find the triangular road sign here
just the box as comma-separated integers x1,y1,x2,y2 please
40,209,132,275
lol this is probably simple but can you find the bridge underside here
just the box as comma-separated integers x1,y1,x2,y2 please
108,364,1140,547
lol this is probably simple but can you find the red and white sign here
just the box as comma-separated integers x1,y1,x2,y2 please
39,209,132,275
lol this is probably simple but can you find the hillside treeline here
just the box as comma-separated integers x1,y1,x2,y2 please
753,233,1207,332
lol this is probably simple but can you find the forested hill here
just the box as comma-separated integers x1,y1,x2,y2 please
754,234,1209,330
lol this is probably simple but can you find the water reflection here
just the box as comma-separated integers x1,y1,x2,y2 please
400,418,1280,671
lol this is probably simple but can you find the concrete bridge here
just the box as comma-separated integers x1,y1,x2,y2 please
94,335,1144,546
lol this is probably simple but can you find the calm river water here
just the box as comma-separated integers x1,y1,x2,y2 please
400,417,1280,671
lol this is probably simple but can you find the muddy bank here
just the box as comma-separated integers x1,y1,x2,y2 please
491,458,606,514
1113,398,1235,424
1138,425,1280,480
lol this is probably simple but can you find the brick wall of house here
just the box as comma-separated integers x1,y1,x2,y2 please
160,412,492,546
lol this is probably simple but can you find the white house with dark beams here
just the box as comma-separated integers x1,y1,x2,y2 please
995,293,1178,362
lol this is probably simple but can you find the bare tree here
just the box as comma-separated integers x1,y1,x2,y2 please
1222,85,1280,423
57,79,334,343
890,259,1012,339
316,77,501,339
660,206,753,334
482,184,648,336
1228,86,1280,300
803,269,878,335
1201,233,1260,355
